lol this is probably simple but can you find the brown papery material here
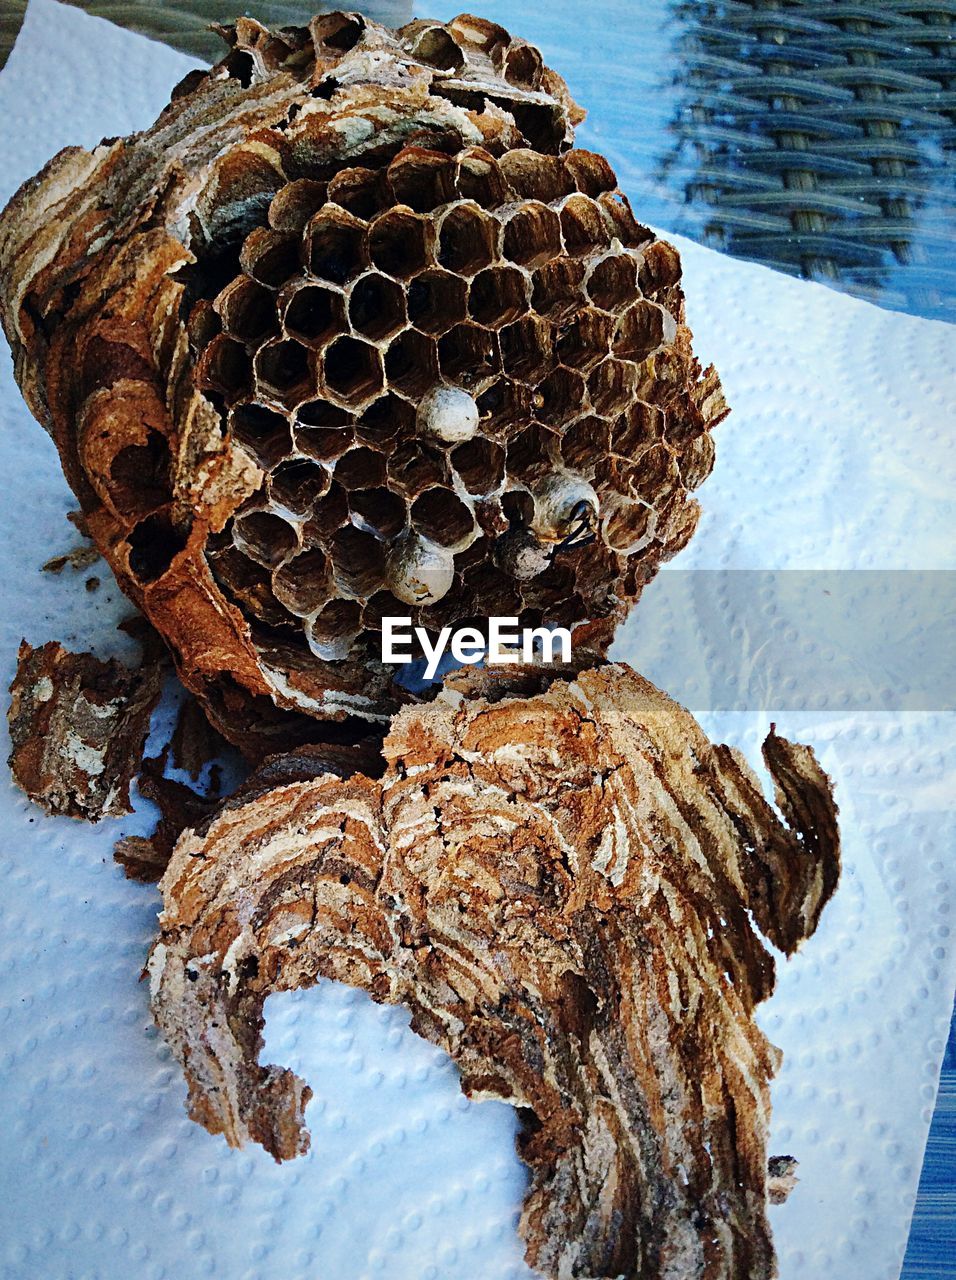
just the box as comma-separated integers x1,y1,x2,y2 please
150,662,839,1280
0,12,726,756
8,639,163,820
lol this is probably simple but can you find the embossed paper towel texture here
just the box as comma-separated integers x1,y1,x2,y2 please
0,3,953,1279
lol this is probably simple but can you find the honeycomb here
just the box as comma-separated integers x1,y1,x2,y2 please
190,138,721,675
0,11,728,752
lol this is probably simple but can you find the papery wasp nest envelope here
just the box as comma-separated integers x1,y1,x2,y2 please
0,11,727,755
151,663,840,1280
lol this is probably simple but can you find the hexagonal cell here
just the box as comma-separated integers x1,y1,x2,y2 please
451,438,505,495
468,266,529,329
307,599,363,661
306,208,367,285
233,509,300,568
330,525,387,598
349,487,407,539
383,329,439,399
230,403,294,468
562,150,618,198
327,167,385,221
475,377,535,435
312,10,364,50
594,453,640,499
195,334,251,401
437,322,499,390
506,423,561,484
268,179,328,234
556,308,615,371
611,402,664,458
210,545,297,630
368,210,430,279
437,204,497,276
272,548,333,616
254,338,314,408
586,253,639,312
348,273,406,342
598,191,653,249
322,336,385,406
362,589,412,632
531,258,586,321
403,20,465,70
239,227,302,289
678,432,716,492
498,315,553,385
410,486,475,548
589,358,639,417
561,416,610,476
603,498,654,555
186,299,221,352
536,366,587,427
406,269,467,336
613,301,672,363
462,561,523,618
108,430,171,518
454,147,507,209
296,426,354,463
269,459,331,516
502,202,561,269
501,488,535,528
499,149,573,204
655,493,700,561
334,445,387,491
631,444,678,504
295,400,352,430
303,482,349,540
356,392,415,448
281,282,345,348
502,39,543,87
637,240,683,295
213,276,278,345
387,148,456,213
387,440,449,498
125,511,188,585
560,195,612,257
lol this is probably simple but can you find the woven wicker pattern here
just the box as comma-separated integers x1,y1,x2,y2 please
668,0,956,321
0,1,952,317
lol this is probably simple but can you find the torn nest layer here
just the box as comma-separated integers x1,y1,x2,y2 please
7,639,163,821
150,662,839,1280
0,11,727,756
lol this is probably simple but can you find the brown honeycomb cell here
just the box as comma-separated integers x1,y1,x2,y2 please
0,11,728,755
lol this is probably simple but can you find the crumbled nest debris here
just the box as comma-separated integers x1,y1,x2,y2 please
8,639,164,820
150,662,839,1280
169,692,232,782
0,11,727,757
114,746,219,883
42,544,100,575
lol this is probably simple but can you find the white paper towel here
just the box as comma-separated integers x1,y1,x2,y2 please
0,4,952,1279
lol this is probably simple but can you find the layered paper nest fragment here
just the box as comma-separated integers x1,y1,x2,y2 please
8,639,163,820
150,663,840,1280
0,11,727,757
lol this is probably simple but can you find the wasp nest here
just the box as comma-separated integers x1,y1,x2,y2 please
0,12,727,755
150,662,840,1280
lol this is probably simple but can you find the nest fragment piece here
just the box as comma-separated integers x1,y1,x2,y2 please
8,639,163,820
0,11,727,755
150,662,839,1280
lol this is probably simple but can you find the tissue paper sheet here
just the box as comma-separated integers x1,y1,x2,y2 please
0,3,953,1279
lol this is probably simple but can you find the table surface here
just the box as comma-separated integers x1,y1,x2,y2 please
0,0,953,1275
